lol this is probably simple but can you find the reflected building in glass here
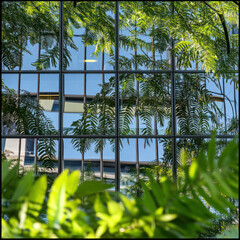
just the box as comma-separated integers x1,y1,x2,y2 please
1,1,239,191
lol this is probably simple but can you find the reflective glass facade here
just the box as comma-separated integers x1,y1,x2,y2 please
1,1,238,191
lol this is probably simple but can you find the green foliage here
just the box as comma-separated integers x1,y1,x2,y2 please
76,181,114,199
198,216,237,238
1,1,77,71
216,225,239,238
2,137,238,238
2,1,238,77
2,162,113,238
1,2,239,236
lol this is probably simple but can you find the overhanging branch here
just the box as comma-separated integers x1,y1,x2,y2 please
202,1,230,54
232,1,239,6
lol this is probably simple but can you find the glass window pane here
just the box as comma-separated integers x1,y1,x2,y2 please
225,74,239,134
64,138,115,187
119,73,171,135
2,92,58,136
37,138,59,175
20,74,38,93
120,138,172,194
119,1,171,70
2,1,59,71
63,74,115,135
175,73,227,135
64,74,84,95
2,74,18,92
64,1,115,70
40,74,59,93
2,138,58,175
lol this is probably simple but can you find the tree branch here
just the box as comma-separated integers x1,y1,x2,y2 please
232,1,239,6
202,1,230,54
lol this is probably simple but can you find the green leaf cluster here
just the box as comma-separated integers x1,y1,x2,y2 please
2,136,238,238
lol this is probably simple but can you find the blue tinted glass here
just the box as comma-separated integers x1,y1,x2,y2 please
40,74,59,92
20,74,38,92
2,74,18,91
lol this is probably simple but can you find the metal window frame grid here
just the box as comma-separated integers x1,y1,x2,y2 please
1,1,238,191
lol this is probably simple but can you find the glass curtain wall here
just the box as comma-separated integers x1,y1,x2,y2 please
1,1,239,191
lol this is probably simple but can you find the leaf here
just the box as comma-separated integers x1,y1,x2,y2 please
157,214,177,222
189,160,199,181
94,195,107,214
139,216,155,237
207,134,216,171
197,186,228,215
66,170,80,198
146,172,165,206
218,138,238,168
141,180,157,214
2,160,19,199
107,201,122,215
1,218,10,238
120,194,138,216
11,171,34,201
2,160,12,185
67,26,74,38
196,149,207,171
96,224,107,238
19,201,28,229
47,170,68,228
75,181,113,198
27,175,47,218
